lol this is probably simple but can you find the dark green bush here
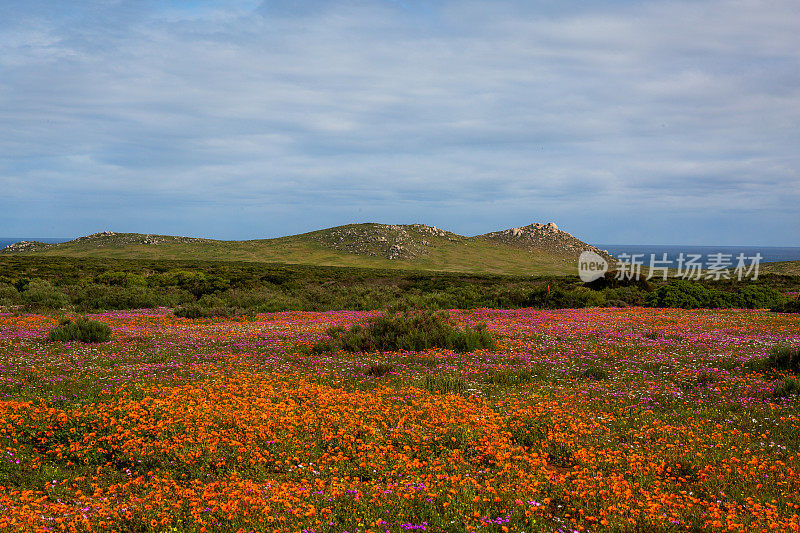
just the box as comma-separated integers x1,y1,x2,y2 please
525,286,605,309
772,297,800,313
583,367,610,380
601,286,648,307
646,280,787,309
585,271,652,291
0,282,21,308
68,283,174,311
747,346,800,375
737,285,787,309
418,374,468,394
95,271,147,287
772,378,800,399
174,304,234,318
21,280,70,311
47,317,112,343
646,280,708,308
312,310,497,354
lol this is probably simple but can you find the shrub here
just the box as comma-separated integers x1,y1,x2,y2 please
525,286,605,309
47,317,112,343
601,286,648,307
0,282,20,308
645,280,710,309
747,346,800,375
95,271,147,287
585,271,653,291
764,346,800,374
174,304,233,318
312,310,497,353
69,283,172,311
737,285,787,309
583,366,610,380
418,374,468,394
21,280,70,311
772,297,800,313
646,280,788,310
365,363,395,377
772,378,800,399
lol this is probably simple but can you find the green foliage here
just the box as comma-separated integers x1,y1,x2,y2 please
773,378,800,399
0,282,21,308
646,280,787,309
21,280,69,311
95,271,147,287
418,374,469,394
748,346,800,375
1,255,797,314
47,317,112,343
525,285,606,309
583,367,610,380
585,271,653,291
737,285,789,309
67,283,176,311
772,296,800,313
312,310,497,354
601,286,648,307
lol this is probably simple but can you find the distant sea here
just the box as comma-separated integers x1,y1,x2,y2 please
0,237,72,249
594,244,800,267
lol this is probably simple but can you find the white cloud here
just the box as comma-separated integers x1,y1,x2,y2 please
0,0,798,244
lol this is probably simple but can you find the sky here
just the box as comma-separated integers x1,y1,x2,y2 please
1,0,798,246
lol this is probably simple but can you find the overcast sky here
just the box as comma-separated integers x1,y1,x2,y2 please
1,0,798,245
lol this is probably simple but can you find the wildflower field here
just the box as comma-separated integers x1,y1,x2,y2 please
1,307,799,532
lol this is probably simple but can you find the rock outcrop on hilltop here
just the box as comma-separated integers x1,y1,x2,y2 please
0,240,55,253
0,232,210,253
310,223,463,260
478,222,613,261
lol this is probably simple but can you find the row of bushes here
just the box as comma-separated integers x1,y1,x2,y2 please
3,278,796,314
644,280,790,310
0,280,193,312
1,254,797,314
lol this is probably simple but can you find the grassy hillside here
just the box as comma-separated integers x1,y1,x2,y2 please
762,260,800,276
1,223,597,275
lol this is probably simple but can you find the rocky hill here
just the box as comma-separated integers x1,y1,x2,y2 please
1,232,209,254
306,223,464,260
0,222,610,276
477,222,614,262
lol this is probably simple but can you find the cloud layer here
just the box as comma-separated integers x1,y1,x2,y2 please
1,0,798,244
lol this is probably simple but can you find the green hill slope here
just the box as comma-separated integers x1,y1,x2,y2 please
0,223,607,275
